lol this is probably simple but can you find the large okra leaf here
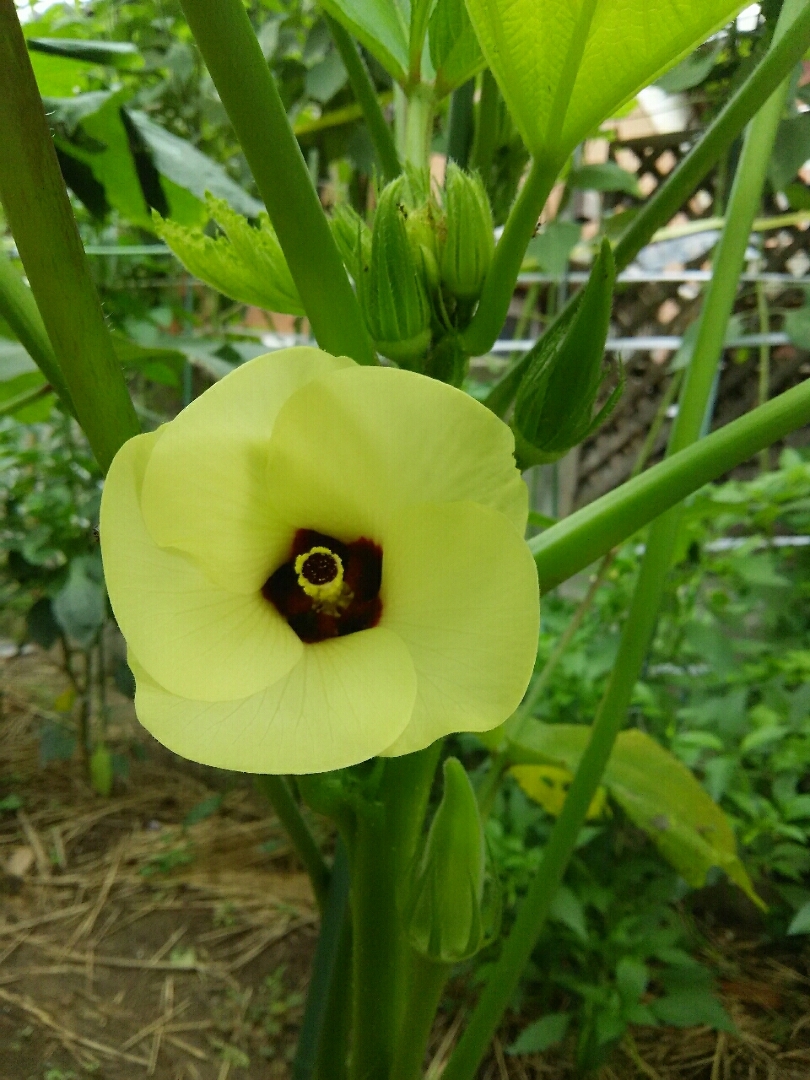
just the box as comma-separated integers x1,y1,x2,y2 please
464,0,748,160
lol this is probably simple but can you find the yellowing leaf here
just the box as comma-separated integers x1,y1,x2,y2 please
508,720,764,908
464,0,747,159
511,764,607,819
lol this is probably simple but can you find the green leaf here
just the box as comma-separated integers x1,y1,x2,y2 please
652,990,735,1032
770,112,810,192
126,111,262,219
656,40,723,93
570,162,642,198
318,0,409,84
0,794,23,812
26,597,61,650
51,90,155,228
305,52,348,103
508,722,763,908
616,957,649,1006
39,721,77,767
28,37,140,67
524,221,581,276
784,303,810,350
154,195,304,315
464,0,747,160
53,556,106,648
429,0,486,95
549,885,588,940
184,794,223,827
507,1012,571,1055
787,900,810,935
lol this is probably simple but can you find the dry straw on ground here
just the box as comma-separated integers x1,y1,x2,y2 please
1,646,809,1078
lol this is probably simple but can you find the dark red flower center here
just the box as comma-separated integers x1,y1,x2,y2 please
263,529,383,644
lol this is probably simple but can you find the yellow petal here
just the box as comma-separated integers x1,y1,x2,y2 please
379,501,539,757
266,367,527,543
101,431,302,701
129,625,417,773
141,347,355,594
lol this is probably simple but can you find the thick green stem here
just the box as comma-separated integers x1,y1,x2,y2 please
530,376,810,593
326,15,401,184
0,256,73,412
391,953,450,1080
349,745,441,1080
462,156,561,357
403,85,435,170
293,838,350,1080
483,0,810,416
178,0,375,365
0,1,139,472
255,775,330,915
444,11,807,1079
446,79,476,169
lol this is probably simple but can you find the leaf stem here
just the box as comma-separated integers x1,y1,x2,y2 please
0,382,52,420
0,255,73,413
0,0,140,472
531,375,810,593
326,16,401,184
390,953,450,1080
254,775,330,914
446,79,476,169
292,837,350,1080
178,0,376,365
470,69,500,180
403,84,435,170
462,155,561,357
757,280,771,473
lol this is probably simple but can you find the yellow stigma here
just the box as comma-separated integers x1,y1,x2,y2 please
295,546,345,604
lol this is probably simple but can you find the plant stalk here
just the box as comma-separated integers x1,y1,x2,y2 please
178,0,376,365
293,837,351,1080
470,70,500,180
461,155,561,357
0,255,73,412
349,745,441,1080
390,953,450,1080
446,79,476,169
254,775,330,915
0,0,140,472
326,15,401,184
757,280,771,473
531,375,810,593
403,84,435,170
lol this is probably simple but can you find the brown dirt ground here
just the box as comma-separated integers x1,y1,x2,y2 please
1,646,809,1080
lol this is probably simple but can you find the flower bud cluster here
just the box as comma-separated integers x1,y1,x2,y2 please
334,166,495,380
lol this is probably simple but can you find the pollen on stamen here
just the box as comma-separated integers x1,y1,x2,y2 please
263,530,384,644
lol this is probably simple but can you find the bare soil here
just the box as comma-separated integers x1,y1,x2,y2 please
1,647,809,1080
